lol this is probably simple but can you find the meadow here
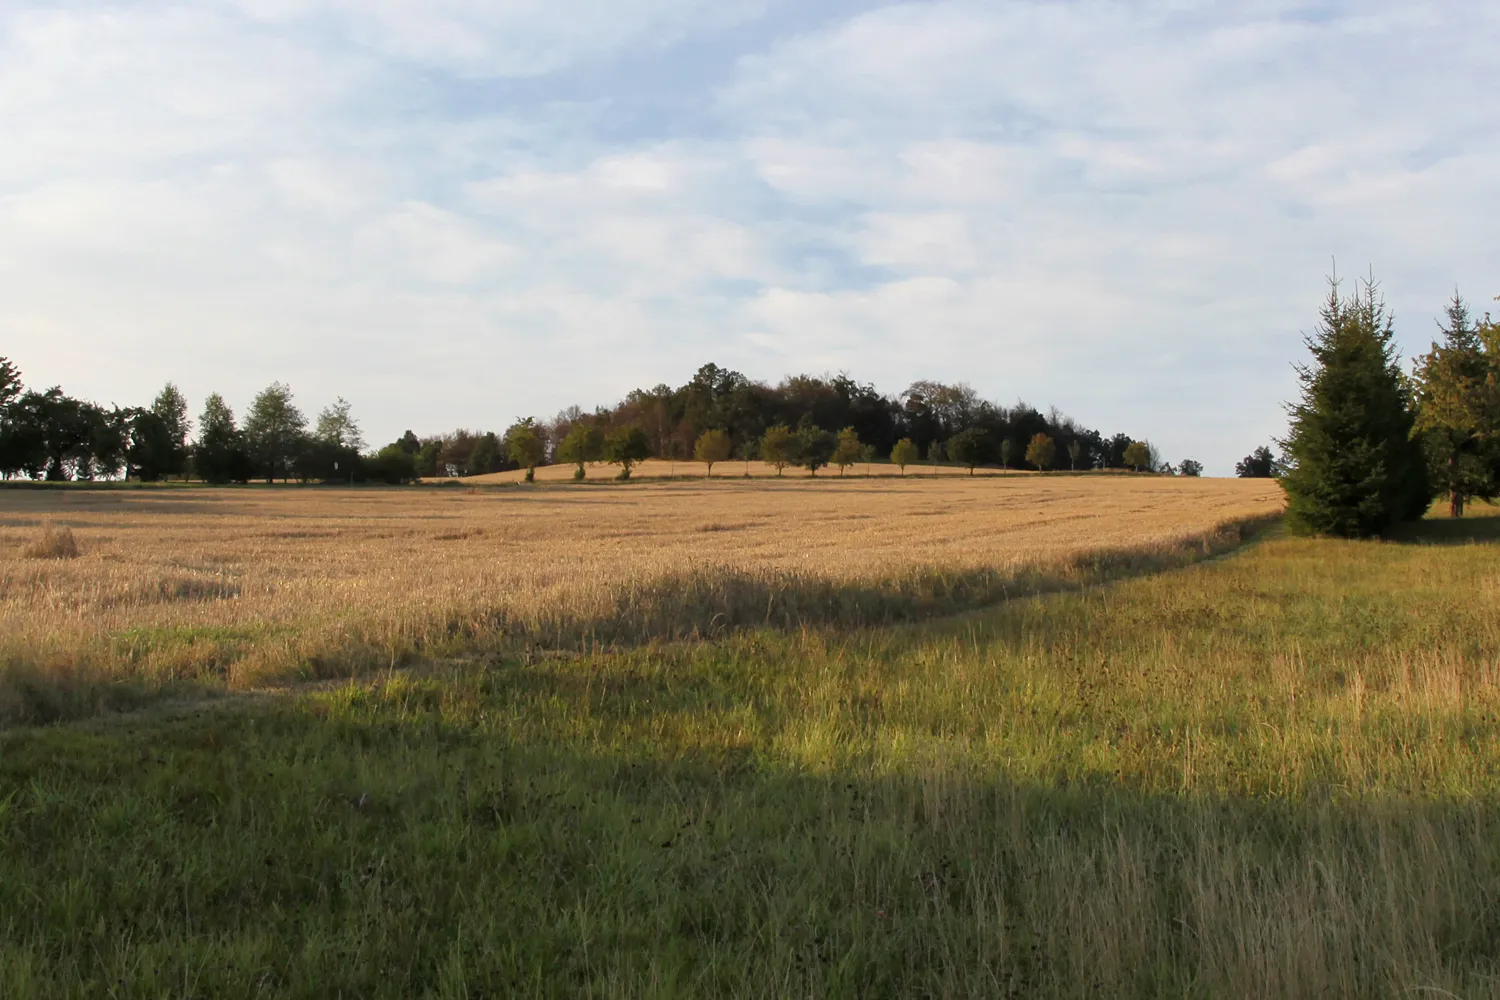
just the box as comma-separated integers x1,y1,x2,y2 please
3,482,1499,997
0,475,1279,725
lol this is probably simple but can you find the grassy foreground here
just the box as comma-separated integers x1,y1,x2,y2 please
3,508,1500,997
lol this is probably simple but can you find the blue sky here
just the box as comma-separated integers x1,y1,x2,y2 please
3,1,1498,473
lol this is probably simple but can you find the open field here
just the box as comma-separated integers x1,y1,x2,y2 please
2,505,1499,997
0,476,1279,724
459,457,1045,483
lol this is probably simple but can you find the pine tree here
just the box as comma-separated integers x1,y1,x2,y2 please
1411,293,1500,517
1281,273,1430,537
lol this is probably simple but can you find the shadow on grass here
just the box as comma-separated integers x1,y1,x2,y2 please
1388,503,1500,546
1,697,1497,999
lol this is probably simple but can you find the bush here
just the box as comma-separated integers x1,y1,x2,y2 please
22,522,79,560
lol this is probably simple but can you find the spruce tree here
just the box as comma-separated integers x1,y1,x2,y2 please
1281,274,1430,537
1411,293,1500,517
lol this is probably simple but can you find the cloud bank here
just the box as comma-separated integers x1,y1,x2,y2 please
3,0,1497,472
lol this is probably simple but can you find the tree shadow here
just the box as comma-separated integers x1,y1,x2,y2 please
1388,504,1500,546
4,699,1499,999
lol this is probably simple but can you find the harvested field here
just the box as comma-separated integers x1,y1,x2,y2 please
0,476,1280,722
460,457,1039,482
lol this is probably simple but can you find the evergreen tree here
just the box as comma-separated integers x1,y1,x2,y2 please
1281,274,1430,537
1412,293,1500,517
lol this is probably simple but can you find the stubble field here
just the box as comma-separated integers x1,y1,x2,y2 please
0,475,1279,724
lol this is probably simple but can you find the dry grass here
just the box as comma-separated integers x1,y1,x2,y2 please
19,521,79,560
0,476,1280,721
459,456,1048,483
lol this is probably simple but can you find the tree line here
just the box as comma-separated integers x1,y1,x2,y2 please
1275,275,1500,536
0,361,1194,484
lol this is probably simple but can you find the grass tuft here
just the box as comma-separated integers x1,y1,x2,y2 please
20,521,79,560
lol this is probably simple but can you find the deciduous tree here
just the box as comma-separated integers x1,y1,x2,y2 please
506,420,546,482
605,425,650,479
1026,432,1055,472
798,425,836,475
244,382,307,483
1236,446,1281,478
558,423,605,480
760,424,795,477
890,438,918,476
693,428,732,477
832,427,863,476
151,383,192,479
947,427,993,475
1122,441,1151,473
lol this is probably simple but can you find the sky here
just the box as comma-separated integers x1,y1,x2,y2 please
2,1,1498,474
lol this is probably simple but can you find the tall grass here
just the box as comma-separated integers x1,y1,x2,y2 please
1,505,1497,996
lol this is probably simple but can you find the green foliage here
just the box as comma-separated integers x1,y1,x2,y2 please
604,425,650,479
889,437,918,474
1178,459,1204,477
194,393,250,484
797,424,836,475
692,428,732,476
1123,441,1151,472
947,427,993,475
315,397,364,452
1236,446,1282,478
366,443,417,484
148,384,191,480
557,423,605,478
466,432,505,476
414,439,442,478
832,427,863,476
243,382,307,484
1000,438,1014,470
1412,293,1500,517
759,424,795,476
506,420,546,482
1282,275,1431,537
124,408,174,482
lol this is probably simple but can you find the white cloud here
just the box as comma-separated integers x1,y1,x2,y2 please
1,0,1498,472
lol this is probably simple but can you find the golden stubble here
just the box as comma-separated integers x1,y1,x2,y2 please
0,476,1282,690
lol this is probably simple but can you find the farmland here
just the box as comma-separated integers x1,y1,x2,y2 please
4,481,1500,997
0,475,1278,724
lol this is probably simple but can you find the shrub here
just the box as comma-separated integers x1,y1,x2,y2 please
23,522,79,560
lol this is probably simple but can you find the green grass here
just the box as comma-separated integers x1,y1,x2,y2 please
3,509,1500,997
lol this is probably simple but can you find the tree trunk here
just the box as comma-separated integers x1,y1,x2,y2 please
1451,489,1465,519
